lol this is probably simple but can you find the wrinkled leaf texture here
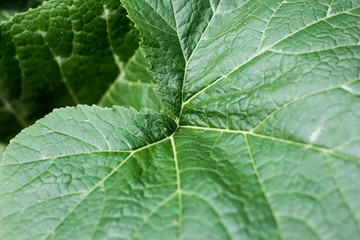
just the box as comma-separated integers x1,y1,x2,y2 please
0,0,140,142
1,0,360,240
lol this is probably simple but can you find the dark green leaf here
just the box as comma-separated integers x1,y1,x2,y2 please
0,0,138,142
0,0,47,22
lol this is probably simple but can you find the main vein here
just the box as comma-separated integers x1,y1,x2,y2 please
170,135,183,240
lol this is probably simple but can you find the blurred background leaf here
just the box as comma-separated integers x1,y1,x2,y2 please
0,0,140,142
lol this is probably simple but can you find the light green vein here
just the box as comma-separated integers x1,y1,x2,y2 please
179,126,360,165
181,6,360,108
170,135,183,240
245,134,283,240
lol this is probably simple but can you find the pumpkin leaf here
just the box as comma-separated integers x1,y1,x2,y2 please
1,0,360,239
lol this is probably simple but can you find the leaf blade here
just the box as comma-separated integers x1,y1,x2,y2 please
0,105,177,239
1,0,360,239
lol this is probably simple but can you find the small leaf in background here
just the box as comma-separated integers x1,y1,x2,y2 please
0,0,35,12
0,10,15,23
100,48,162,111
0,0,139,142
0,0,48,23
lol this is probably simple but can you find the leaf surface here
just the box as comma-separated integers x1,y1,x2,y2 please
1,0,360,239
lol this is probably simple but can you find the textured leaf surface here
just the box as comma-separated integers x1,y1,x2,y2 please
100,48,162,111
0,0,138,141
0,105,177,240
1,0,360,239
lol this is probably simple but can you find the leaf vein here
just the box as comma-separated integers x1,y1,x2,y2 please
179,126,360,165
181,6,359,108
245,135,283,239
170,136,183,240
252,77,360,131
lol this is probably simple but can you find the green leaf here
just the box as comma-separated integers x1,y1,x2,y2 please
0,10,15,23
0,0,139,141
0,105,177,240
99,48,163,111
0,0,47,23
1,0,360,239
0,143,5,158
